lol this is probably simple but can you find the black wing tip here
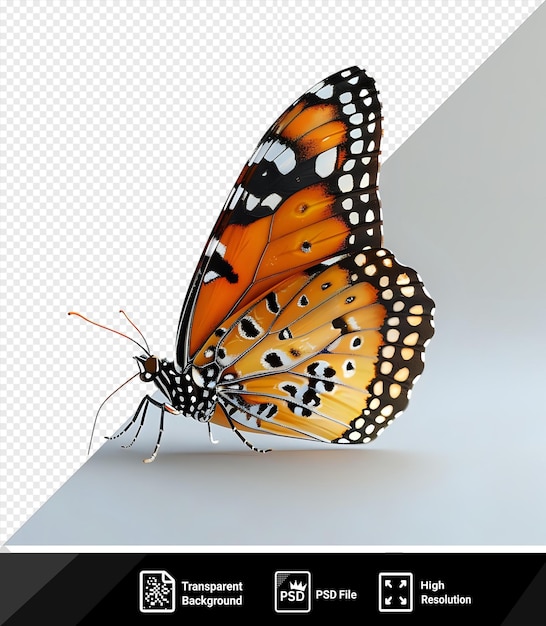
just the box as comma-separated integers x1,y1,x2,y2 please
325,65,375,84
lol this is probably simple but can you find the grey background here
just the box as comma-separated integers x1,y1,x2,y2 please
2,1,542,547
7,3,546,546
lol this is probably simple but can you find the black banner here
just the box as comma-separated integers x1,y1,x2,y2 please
1,553,545,624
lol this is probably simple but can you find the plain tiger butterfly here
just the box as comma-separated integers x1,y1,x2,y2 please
70,66,435,462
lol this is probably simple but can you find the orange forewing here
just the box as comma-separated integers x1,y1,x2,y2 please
189,216,271,356
278,104,338,142
297,121,347,158
189,185,353,357
276,103,347,159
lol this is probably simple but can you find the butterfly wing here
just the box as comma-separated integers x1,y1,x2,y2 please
176,66,383,367
192,248,434,443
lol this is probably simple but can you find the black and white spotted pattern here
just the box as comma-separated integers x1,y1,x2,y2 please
189,247,435,443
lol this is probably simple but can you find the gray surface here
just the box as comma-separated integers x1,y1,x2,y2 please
8,5,546,546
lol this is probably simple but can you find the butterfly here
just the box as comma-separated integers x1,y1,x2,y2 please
71,66,435,462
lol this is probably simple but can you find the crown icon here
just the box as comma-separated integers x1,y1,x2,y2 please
289,580,307,592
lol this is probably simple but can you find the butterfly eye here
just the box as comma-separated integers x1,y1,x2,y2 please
144,356,159,375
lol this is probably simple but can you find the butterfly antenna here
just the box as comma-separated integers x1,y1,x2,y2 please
87,372,139,455
119,309,150,354
68,311,150,355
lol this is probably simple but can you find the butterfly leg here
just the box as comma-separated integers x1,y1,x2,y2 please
107,394,150,446
141,397,180,463
107,395,175,463
225,414,271,454
142,400,165,464
207,422,219,445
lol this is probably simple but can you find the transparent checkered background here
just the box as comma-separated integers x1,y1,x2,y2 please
2,0,543,546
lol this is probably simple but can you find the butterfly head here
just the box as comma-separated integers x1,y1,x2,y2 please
135,354,160,383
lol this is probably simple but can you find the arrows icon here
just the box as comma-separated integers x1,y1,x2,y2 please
379,572,414,613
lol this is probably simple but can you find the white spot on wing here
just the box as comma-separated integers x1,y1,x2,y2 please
338,174,354,192
204,236,220,258
228,185,244,210
264,139,286,162
316,84,334,99
246,193,260,211
275,147,296,174
350,113,364,125
250,139,272,164
262,193,282,210
204,270,219,284
315,147,337,178
350,140,364,155
246,194,259,211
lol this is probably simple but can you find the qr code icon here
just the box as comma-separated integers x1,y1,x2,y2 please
139,570,176,613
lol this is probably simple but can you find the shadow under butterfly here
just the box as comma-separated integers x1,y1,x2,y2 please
70,66,435,462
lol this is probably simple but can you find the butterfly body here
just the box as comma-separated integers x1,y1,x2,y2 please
76,66,435,460
135,355,218,423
